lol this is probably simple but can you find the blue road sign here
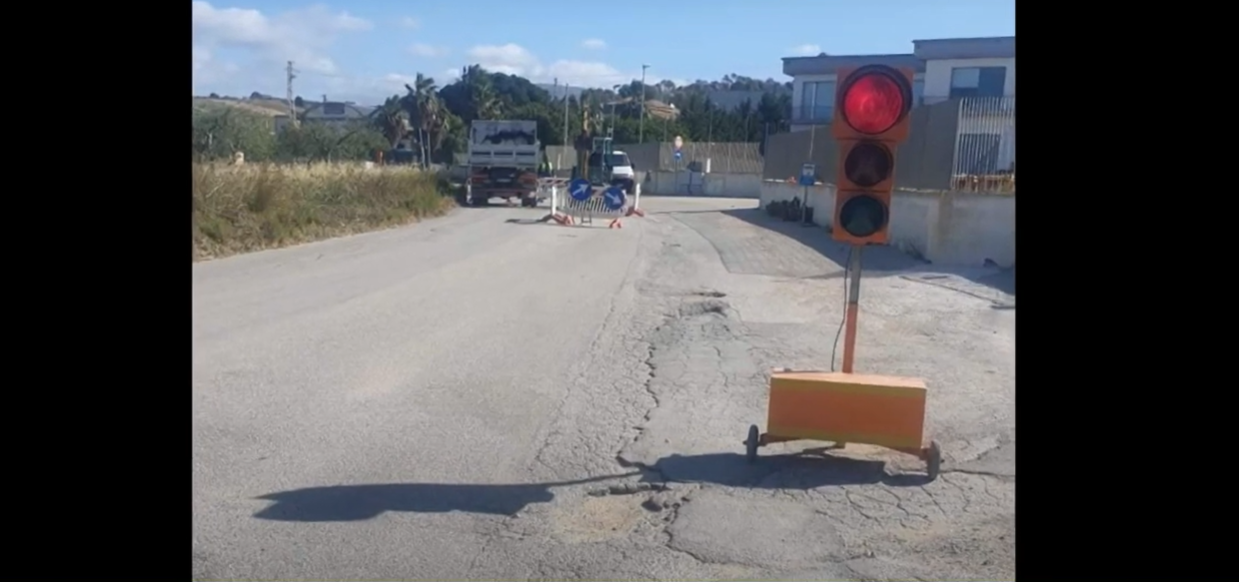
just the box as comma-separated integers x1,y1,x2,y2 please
569,178,592,201
674,150,683,161
602,186,626,211
799,163,816,186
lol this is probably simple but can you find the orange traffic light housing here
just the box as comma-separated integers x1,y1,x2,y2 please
831,65,915,245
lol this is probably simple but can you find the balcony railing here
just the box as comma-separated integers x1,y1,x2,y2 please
923,95,1016,114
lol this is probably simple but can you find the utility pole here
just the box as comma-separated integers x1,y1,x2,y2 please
561,80,569,154
639,64,649,143
285,61,298,127
553,77,561,171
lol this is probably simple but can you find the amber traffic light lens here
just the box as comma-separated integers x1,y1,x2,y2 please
841,69,909,135
843,141,893,188
838,195,889,238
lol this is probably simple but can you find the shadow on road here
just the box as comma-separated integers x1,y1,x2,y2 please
503,216,555,226
719,207,1014,296
634,449,934,490
252,449,938,523
253,474,637,522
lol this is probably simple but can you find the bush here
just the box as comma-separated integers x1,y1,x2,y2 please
192,162,454,260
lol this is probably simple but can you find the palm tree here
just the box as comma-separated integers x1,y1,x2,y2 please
373,95,409,150
458,66,501,121
402,74,442,165
471,83,501,120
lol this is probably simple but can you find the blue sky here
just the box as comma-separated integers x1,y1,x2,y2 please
192,0,1014,104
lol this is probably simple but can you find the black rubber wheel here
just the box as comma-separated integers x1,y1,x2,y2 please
745,425,760,464
926,441,942,481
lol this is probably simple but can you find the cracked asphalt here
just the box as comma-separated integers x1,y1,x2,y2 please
193,196,1015,581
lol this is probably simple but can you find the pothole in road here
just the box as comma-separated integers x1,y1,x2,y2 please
676,298,731,318
546,494,652,544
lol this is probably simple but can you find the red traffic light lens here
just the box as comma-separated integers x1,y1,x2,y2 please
843,141,893,188
841,69,908,135
839,194,889,238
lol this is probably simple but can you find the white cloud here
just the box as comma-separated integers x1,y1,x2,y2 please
466,43,539,76
192,45,212,73
581,38,606,50
791,44,822,56
383,73,417,86
408,43,448,57
191,1,370,79
400,16,419,29
464,43,652,88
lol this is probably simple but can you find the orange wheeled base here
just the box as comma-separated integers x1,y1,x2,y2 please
745,370,941,480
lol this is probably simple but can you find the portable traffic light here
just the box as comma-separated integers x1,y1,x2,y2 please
831,65,915,245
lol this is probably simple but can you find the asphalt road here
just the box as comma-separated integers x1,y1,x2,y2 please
192,197,1015,581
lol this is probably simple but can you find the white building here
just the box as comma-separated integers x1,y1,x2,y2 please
782,36,1014,131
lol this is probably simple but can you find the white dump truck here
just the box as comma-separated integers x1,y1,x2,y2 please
464,119,541,207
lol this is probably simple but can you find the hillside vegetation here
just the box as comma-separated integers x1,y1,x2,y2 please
197,68,794,167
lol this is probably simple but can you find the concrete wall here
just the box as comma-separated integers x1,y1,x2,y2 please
643,171,761,198
545,142,762,174
760,181,1013,267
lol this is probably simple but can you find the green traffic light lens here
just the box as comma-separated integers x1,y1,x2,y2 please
843,141,893,188
839,195,889,238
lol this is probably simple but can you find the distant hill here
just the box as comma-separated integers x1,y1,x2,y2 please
193,96,297,117
536,83,585,99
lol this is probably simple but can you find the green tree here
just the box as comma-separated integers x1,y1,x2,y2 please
276,123,387,162
192,108,276,161
399,74,447,166
366,65,797,163
373,95,409,149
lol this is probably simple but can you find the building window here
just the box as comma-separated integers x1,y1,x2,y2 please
949,67,1006,99
799,80,835,121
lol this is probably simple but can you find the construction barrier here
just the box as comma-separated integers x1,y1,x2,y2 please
539,178,643,228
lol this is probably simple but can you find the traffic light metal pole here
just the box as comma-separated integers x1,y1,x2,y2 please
841,245,863,374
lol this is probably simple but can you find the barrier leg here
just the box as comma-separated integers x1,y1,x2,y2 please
626,182,646,218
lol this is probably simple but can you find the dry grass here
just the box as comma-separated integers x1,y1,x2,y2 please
192,162,454,261
192,97,296,117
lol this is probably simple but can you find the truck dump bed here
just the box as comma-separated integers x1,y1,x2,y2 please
468,120,539,168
